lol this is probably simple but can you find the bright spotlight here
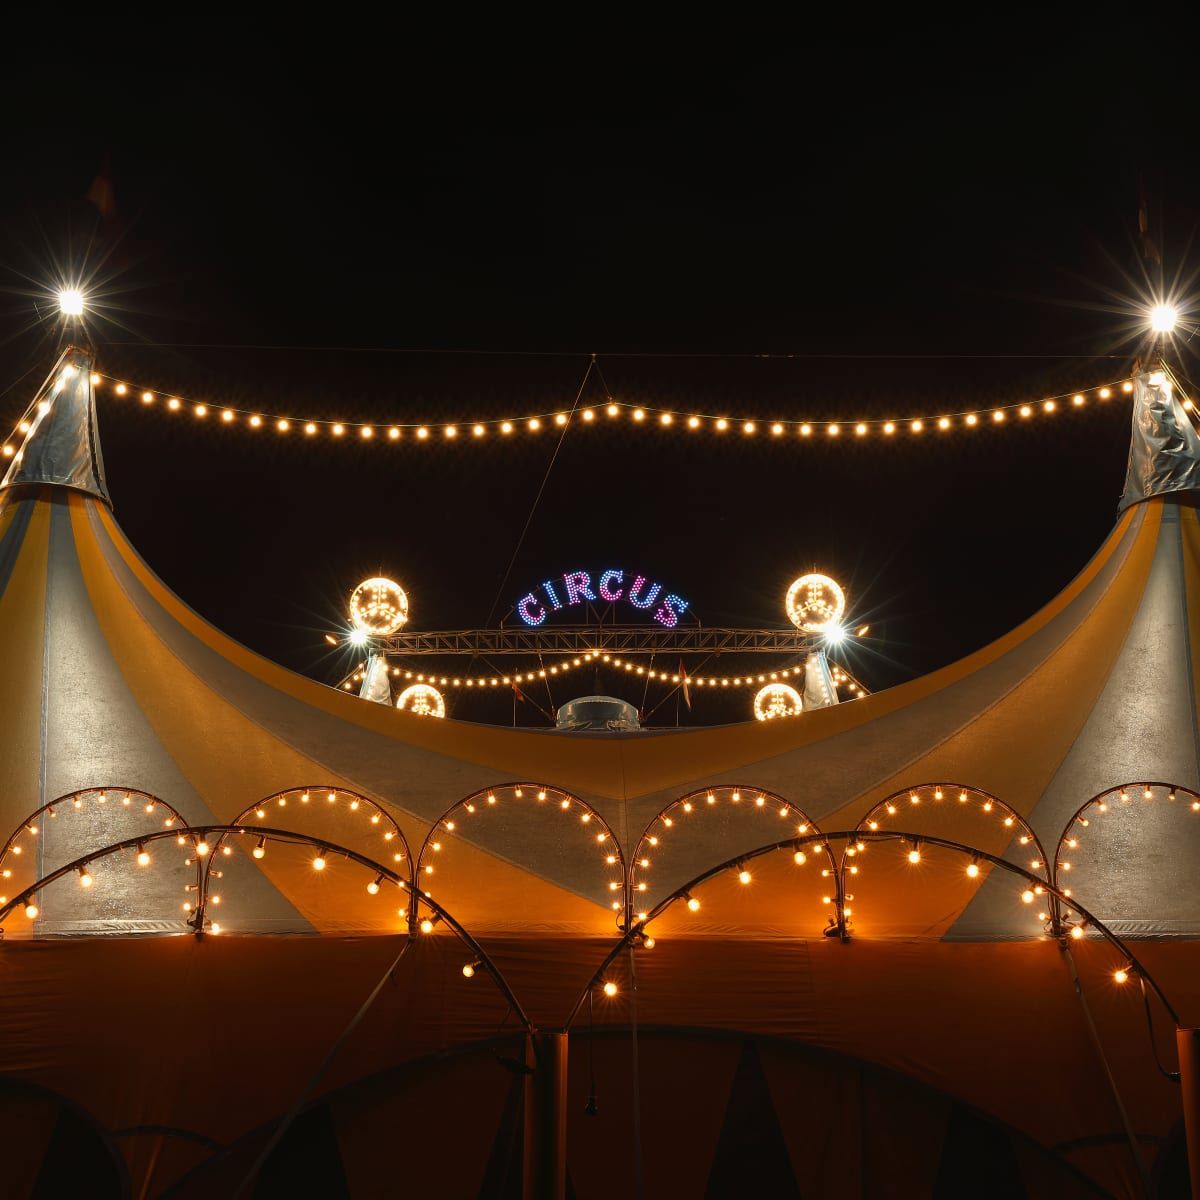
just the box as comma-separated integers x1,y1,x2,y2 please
57,289,85,317
824,622,846,646
1150,303,1179,334
348,629,368,647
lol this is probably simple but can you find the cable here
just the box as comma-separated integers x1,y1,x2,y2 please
1139,975,1181,1083
233,936,413,1197
95,339,1132,360
480,357,595,630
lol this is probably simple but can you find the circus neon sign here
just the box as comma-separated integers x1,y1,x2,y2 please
516,569,689,628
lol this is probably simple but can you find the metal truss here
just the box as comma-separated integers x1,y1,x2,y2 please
374,625,815,656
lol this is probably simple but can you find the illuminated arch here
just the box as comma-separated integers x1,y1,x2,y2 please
1052,781,1200,923
0,825,531,1035
415,782,626,924
0,787,188,903
206,785,415,891
847,782,1053,933
630,785,839,927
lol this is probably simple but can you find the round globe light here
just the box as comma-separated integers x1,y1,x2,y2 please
785,573,846,632
753,682,803,721
349,577,409,635
396,683,446,718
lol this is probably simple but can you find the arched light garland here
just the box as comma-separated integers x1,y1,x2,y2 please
3,372,1144,461
203,786,413,929
338,652,870,697
849,782,1054,933
413,783,626,924
0,787,189,909
628,785,839,927
1051,781,1200,939
0,824,533,1030
564,828,1183,1036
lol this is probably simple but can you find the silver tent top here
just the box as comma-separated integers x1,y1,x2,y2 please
1118,367,1200,513
0,346,110,506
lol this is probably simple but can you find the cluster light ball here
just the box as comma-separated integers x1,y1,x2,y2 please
753,682,803,722
396,683,446,719
349,577,409,636
785,573,846,633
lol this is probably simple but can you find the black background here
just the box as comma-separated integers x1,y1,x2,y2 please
1,20,1196,725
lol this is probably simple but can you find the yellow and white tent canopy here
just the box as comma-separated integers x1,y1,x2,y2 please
0,347,1197,941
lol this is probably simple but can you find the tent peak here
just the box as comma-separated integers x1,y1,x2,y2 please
1119,366,1200,513
0,346,110,506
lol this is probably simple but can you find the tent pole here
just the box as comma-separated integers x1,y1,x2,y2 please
1178,1029,1200,1199
523,1030,568,1200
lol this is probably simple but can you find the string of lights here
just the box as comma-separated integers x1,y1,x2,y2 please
337,651,870,697
2,370,1153,461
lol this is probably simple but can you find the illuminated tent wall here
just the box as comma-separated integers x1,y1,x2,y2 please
0,349,1197,1198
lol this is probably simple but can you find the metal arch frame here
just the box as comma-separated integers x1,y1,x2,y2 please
849,781,1055,932
0,787,189,874
203,786,415,927
629,785,840,933
414,782,627,927
564,828,1182,1032
0,824,534,1037
1052,780,1200,897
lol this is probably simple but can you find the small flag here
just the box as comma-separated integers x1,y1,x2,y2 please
679,659,692,710
87,154,118,221
512,682,527,704
1138,178,1161,265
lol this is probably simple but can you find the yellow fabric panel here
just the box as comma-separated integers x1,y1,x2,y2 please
73,496,609,933
0,498,49,831
89,501,1139,802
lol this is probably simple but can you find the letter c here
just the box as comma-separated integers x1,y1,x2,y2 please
599,569,624,602
517,593,546,626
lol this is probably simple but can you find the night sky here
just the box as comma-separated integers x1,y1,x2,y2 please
1,24,1196,726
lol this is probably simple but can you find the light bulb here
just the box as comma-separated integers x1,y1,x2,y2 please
420,917,435,934
907,849,920,864
196,840,210,857
603,981,618,997
1113,968,1129,985
313,853,327,871
462,961,478,978
252,838,266,859
966,862,979,878
57,288,85,316
367,875,382,895
137,846,150,867
686,895,700,912
738,869,752,885
1150,303,1178,334
79,868,93,888
1021,889,1035,904
25,901,39,919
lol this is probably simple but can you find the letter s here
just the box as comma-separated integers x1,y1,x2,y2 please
654,593,689,628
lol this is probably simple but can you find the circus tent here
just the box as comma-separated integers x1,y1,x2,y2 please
0,348,1198,1197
